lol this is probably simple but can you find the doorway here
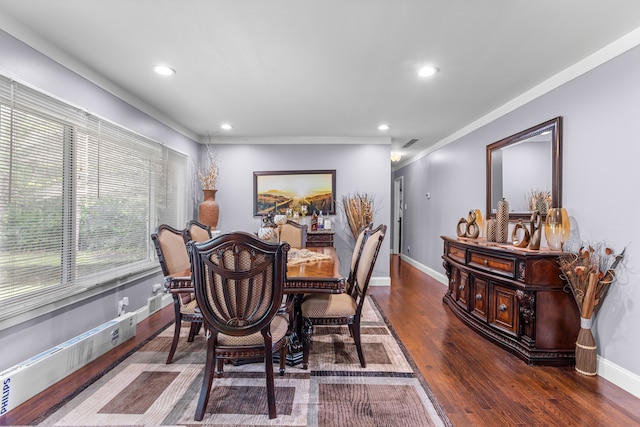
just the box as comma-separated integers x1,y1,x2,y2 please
393,176,403,254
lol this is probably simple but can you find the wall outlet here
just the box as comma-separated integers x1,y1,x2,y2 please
407,245,411,253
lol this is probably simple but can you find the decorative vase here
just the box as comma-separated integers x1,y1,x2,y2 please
198,189,219,229
544,207,570,250
575,317,597,376
496,198,509,243
487,219,497,242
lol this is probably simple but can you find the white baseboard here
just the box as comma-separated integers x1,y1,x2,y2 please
598,355,640,399
400,254,448,286
369,276,391,287
401,254,640,399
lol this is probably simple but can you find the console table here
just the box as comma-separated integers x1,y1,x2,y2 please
307,230,334,247
441,236,579,366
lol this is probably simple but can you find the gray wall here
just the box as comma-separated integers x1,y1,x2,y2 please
198,142,391,280
394,44,640,380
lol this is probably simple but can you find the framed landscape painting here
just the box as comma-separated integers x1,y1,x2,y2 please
253,170,336,216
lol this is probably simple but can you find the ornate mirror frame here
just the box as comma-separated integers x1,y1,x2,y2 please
486,116,562,221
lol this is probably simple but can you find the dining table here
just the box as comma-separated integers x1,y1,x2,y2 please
283,246,346,365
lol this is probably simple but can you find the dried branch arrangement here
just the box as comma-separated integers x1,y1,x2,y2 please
559,243,625,319
558,242,625,375
341,192,375,240
198,146,219,190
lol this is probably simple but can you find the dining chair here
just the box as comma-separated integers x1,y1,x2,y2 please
300,224,387,369
187,232,290,420
279,219,307,248
345,222,373,297
184,219,212,243
150,224,203,364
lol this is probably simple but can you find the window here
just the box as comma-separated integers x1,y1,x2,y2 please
0,76,187,321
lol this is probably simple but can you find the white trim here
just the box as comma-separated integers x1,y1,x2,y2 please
205,136,391,145
597,355,640,399
369,276,391,287
400,254,447,286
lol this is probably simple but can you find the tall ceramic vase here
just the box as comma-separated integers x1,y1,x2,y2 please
496,198,509,243
199,189,219,230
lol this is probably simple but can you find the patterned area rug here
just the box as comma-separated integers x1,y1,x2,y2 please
37,296,451,426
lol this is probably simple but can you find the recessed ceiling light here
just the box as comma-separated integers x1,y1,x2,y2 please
418,66,439,78
153,65,176,76
220,123,233,130
378,124,390,131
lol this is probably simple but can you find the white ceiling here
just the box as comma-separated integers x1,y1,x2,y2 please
1,1,640,163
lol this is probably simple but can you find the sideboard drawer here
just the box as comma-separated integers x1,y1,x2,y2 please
468,251,515,278
447,243,466,263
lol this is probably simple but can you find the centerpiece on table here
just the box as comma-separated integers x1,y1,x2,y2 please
559,242,625,376
197,146,220,229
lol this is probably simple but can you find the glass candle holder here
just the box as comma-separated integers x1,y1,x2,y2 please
544,208,570,250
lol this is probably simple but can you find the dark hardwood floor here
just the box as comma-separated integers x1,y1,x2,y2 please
2,254,639,426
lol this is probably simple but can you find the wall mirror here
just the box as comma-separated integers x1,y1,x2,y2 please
486,116,562,220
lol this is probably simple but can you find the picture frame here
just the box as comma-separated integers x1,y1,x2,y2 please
253,169,336,216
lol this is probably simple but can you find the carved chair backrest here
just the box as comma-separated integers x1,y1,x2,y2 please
188,231,290,338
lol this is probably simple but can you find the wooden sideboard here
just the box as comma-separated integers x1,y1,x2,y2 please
307,230,334,247
441,236,579,366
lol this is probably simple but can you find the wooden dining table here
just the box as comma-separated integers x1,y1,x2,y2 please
284,246,345,294
284,246,345,365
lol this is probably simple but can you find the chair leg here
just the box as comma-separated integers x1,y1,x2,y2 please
262,332,277,419
166,317,181,364
187,322,199,342
352,319,366,368
279,338,287,376
194,340,217,421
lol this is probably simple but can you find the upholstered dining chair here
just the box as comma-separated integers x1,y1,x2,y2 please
187,232,290,420
151,224,203,364
300,224,386,369
278,219,307,248
345,222,373,297
184,219,212,243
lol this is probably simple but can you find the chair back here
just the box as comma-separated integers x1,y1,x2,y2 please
353,224,387,309
184,219,212,243
151,224,190,277
347,223,373,290
279,220,307,248
188,231,290,337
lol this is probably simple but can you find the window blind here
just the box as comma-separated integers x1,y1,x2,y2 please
0,75,187,320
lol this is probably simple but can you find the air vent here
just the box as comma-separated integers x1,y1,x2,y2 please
402,138,419,148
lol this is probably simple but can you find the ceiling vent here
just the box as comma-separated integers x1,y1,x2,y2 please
402,138,419,148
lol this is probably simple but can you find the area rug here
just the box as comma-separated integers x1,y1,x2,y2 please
37,296,451,426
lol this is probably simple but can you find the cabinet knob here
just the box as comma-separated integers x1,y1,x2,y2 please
498,303,507,312
475,294,482,301
484,259,489,266
458,284,465,292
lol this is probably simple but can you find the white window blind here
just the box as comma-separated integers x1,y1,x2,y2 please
0,75,187,319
